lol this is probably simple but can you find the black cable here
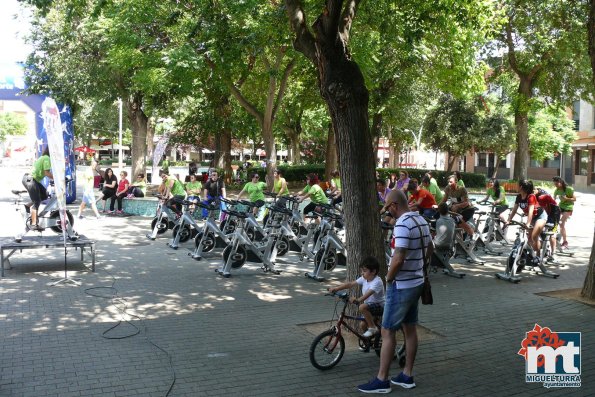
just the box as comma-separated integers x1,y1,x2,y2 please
84,266,177,396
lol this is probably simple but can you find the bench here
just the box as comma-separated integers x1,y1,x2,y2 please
122,197,159,217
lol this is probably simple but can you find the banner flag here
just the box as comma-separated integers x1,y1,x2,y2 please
152,135,169,184
41,98,68,241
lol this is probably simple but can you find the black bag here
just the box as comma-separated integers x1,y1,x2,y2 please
411,216,433,305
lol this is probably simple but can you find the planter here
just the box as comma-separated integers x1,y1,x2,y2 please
502,182,519,193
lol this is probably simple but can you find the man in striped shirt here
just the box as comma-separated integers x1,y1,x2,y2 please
358,189,433,394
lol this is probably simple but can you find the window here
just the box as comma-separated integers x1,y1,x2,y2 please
575,150,589,176
544,156,560,169
478,153,487,167
498,157,507,168
530,158,542,168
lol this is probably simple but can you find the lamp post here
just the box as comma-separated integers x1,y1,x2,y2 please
118,98,123,172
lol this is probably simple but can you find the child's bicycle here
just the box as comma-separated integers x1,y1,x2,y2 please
309,291,405,370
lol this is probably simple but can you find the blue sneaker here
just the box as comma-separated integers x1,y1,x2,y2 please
390,372,416,389
357,377,391,393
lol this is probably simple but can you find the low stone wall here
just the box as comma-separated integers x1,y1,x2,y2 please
122,197,158,217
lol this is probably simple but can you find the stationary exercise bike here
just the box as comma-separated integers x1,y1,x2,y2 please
13,181,77,243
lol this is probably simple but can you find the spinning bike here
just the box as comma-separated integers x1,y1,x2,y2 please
146,194,180,240
13,185,77,243
216,209,283,277
495,220,559,283
306,210,346,281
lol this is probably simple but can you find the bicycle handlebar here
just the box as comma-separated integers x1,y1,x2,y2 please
325,290,349,300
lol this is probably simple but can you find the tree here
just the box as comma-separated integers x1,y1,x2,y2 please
528,107,576,162
495,0,590,179
0,112,28,142
475,102,516,177
423,95,482,171
581,0,595,301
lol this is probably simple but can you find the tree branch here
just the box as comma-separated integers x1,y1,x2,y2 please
204,54,263,126
505,20,522,76
272,58,296,119
339,0,361,42
284,0,317,64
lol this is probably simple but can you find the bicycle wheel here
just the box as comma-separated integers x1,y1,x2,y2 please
221,219,237,234
49,210,74,233
195,231,216,252
172,224,192,243
151,217,169,234
309,329,345,370
275,235,290,256
315,247,337,271
222,244,247,269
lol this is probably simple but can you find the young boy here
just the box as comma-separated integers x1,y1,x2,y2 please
329,256,385,338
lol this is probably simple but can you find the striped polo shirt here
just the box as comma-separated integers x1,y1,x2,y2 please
390,211,431,289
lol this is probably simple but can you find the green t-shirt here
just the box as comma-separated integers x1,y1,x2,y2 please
273,177,289,195
243,181,266,202
456,179,465,188
185,180,202,195
486,186,508,207
134,180,147,195
31,155,51,182
423,183,443,203
554,187,574,211
308,184,328,204
169,176,186,196
302,184,311,194
331,177,342,191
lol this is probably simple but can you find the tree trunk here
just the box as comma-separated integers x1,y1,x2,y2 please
146,118,155,160
446,153,457,172
127,93,148,179
324,123,338,181
289,131,301,164
513,78,532,180
582,4,595,300
371,112,382,167
589,0,595,88
214,96,233,184
317,53,385,281
262,121,277,191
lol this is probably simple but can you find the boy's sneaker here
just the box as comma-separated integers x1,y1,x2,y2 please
363,328,378,338
78,215,84,219
561,241,569,250
116,210,123,214
390,372,416,389
357,377,391,394
546,255,556,263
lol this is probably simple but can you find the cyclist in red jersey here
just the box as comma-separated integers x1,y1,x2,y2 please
505,180,548,254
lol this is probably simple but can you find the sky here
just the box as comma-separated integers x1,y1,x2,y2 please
0,0,32,76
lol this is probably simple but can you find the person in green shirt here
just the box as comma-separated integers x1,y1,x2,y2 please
162,172,186,214
161,156,170,175
22,146,53,230
272,169,289,196
184,174,202,201
552,176,576,250
329,170,342,206
454,171,465,188
127,173,147,197
480,179,509,223
237,173,267,215
297,173,328,216
421,175,443,203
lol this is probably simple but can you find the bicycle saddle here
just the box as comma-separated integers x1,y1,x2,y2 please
12,190,27,195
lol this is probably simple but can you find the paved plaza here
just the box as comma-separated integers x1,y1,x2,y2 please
0,166,593,397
